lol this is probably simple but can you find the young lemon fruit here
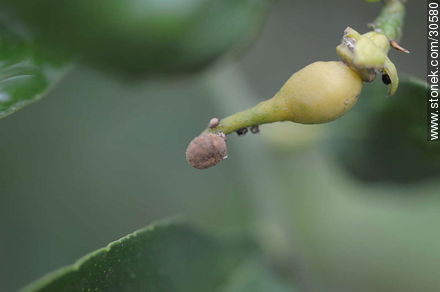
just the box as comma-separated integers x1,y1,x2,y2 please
271,61,363,124
210,61,364,135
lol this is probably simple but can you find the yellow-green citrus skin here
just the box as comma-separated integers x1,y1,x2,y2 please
272,61,363,124
206,61,364,135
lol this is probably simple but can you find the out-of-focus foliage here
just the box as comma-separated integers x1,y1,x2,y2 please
21,219,257,292
327,77,438,183
1,0,272,76
0,0,272,118
0,17,67,119
221,259,295,292
2,63,437,292
0,1,434,292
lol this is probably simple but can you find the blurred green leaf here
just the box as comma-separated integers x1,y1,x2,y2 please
21,218,256,292
2,0,272,76
221,259,295,292
327,76,437,183
0,17,68,119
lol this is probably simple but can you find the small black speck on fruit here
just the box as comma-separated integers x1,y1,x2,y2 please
236,128,248,136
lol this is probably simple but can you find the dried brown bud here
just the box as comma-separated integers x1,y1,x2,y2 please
186,133,227,169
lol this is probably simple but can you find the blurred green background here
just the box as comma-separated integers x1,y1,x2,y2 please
0,0,434,291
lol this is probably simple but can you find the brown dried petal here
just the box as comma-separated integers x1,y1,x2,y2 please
186,133,227,169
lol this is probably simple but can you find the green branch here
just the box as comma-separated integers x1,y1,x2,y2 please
371,0,406,41
204,99,285,135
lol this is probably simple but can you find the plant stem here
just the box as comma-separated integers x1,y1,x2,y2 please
204,98,289,135
371,0,406,41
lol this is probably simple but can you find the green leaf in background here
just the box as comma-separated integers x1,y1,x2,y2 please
21,219,257,292
1,0,272,76
0,16,67,119
327,77,438,183
221,259,295,292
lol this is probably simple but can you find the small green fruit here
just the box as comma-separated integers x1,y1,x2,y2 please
193,61,363,169
272,61,363,124
211,61,363,135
